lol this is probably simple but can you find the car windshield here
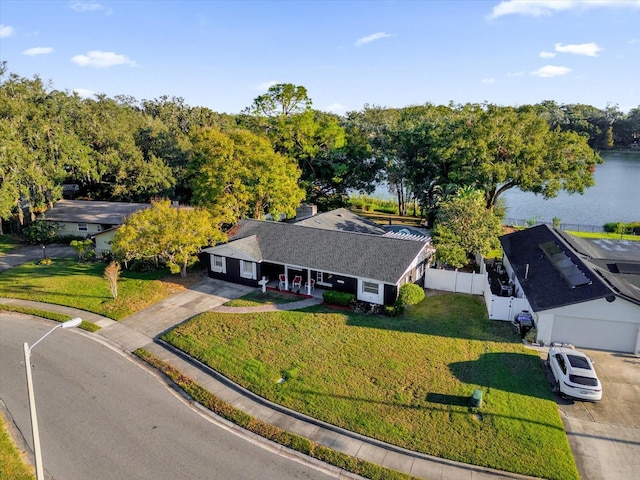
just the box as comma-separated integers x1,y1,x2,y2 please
569,374,599,386
567,355,592,370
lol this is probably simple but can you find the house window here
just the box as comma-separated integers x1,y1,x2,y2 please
212,255,226,273
240,260,255,279
77,223,88,232
317,271,333,285
362,281,379,295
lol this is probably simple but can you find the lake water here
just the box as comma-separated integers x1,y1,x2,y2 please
371,151,640,230
501,151,640,228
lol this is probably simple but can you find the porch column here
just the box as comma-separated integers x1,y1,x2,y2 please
306,267,311,295
284,265,289,290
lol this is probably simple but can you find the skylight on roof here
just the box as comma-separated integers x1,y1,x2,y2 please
539,241,591,288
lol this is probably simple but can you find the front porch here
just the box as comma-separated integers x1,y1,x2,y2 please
261,276,324,300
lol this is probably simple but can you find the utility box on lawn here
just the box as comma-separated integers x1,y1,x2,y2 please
471,389,483,408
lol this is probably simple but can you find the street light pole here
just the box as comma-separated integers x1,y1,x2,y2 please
23,317,82,480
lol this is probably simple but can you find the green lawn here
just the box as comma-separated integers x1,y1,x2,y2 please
0,416,34,480
163,293,578,480
224,290,308,307
0,234,23,255
0,258,193,320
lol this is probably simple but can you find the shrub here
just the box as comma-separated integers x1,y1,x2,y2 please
23,220,59,245
396,283,425,308
384,305,398,317
323,290,355,307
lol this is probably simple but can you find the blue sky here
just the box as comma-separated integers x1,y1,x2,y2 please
1,0,639,114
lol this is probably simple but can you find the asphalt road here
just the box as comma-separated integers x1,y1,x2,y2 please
0,314,335,480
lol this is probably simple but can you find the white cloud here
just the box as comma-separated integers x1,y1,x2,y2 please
0,24,14,38
507,71,525,77
355,32,393,47
70,1,112,14
539,51,556,58
555,42,603,57
532,65,572,77
256,80,277,91
324,103,347,114
22,47,54,56
482,78,496,85
488,0,640,19
630,38,639,43
72,88,96,98
72,50,136,68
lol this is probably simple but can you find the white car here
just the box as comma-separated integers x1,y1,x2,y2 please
547,346,602,402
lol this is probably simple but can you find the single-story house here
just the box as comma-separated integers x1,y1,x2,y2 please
202,213,434,306
40,200,150,237
500,224,640,353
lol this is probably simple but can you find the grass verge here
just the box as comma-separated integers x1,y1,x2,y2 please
0,304,100,332
162,294,578,480
0,415,34,480
0,258,196,320
133,348,417,480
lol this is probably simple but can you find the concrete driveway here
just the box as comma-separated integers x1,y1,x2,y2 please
545,349,640,480
0,244,75,272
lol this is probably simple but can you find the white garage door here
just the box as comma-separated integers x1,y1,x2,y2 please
551,315,639,353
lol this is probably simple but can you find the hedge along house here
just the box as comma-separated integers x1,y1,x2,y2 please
500,224,640,353
202,217,434,306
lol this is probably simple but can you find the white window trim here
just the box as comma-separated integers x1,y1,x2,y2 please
240,260,256,280
317,271,333,287
362,281,379,295
212,255,226,274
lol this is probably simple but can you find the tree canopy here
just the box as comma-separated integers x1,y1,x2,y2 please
2,62,635,238
431,189,503,268
188,127,305,225
111,200,225,277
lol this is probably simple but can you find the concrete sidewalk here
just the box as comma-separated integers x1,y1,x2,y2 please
1,279,538,480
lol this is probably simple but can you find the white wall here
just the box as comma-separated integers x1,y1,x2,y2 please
54,221,102,236
95,230,118,257
424,267,486,295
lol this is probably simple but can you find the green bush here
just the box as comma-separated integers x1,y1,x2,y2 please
22,220,59,245
384,305,399,317
604,221,640,234
396,283,425,307
322,290,355,307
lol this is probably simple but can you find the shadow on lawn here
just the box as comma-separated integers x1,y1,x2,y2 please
291,388,564,431
450,352,552,399
345,311,520,343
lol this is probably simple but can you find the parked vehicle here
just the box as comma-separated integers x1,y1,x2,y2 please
547,346,602,401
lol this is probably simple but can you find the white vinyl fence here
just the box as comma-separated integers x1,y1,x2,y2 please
483,286,532,322
424,265,532,322
424,267,486,295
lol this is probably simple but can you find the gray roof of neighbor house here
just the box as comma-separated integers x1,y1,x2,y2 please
41,200,151,226
555,230,640,306
207,219,433,285
291,208,386,235
500,224,613,312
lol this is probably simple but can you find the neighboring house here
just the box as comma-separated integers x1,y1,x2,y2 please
500,224,640,353
202,214,434,306
39,200,150,237
93,226,120,258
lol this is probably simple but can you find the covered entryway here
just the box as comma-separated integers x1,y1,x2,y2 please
551,315,639,352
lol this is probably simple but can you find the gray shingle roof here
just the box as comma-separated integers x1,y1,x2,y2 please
223,219,432,285
291,208,386,235
500,224,612,311
42,200,150,225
